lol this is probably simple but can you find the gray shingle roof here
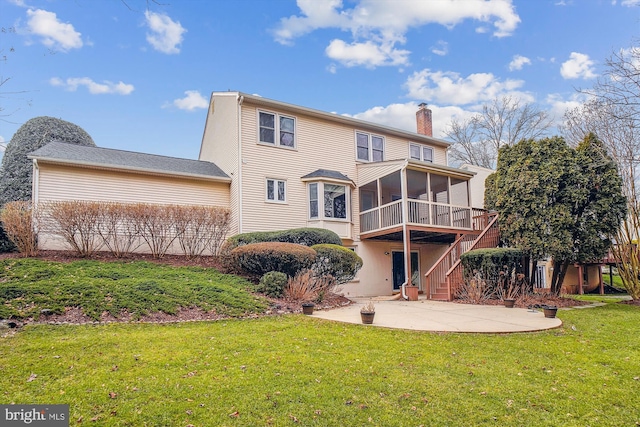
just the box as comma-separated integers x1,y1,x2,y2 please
29,141,230,181
301,169,354,184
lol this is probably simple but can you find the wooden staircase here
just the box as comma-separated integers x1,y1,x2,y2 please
425,212,500,301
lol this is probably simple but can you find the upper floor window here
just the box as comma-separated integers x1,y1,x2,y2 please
309,182,348,220
259,111,295,148
356,132,384,162
266,178,286,203
410,143,434,163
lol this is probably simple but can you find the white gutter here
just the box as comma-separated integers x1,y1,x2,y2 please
237,94,244,234
400,159,410,300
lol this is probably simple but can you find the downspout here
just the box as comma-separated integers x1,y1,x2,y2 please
400,159,410,300
32,159,39,207
32,159,40,240
237,94,244,234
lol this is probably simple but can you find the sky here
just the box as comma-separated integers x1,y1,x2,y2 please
0,0,639,162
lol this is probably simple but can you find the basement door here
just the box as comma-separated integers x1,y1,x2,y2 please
392,251,419,291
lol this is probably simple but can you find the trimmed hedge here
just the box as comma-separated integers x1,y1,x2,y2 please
222,228,342,253
311,244,363,284
460,247,526,279
230,242,317,277
257,271,289,298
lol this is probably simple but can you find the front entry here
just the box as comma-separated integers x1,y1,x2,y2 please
392,251,419,291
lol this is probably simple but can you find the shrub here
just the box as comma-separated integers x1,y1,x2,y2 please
311,244,363,284
222,228,342,254
283,269,338,303
0,201,37,257
41,201,104,257
257,271,289,298
459,248,528,299
173,205,231,258
284,270,318,302
0,222,17,253
230,242,317,277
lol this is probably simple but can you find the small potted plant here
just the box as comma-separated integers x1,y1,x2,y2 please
502,279,520,308
360,301,375,324
542,305,558,318
302,302,315,315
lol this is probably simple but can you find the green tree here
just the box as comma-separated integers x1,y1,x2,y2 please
0,116,95,206
492,134,626,294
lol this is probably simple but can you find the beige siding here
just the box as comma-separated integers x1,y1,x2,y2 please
199,93,240,235
356,161,404,186
343,240,449,297
239,103,361,236
385,136,447,165
37,163,230,207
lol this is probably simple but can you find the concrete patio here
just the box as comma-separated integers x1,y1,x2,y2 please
311,297,563,333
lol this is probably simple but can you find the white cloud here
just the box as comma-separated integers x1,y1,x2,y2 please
431,40,449,56
144,11,186,54
166,90,208,111
325,39,410,67
26,9,82,51
560,52,597,79
351,102,474,138
50,77,134,95
508,54,531,71
622,0,640,5
546,93,586,123
273,0,520,68
404,69,532,106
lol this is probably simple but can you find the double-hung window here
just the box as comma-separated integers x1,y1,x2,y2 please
356,132,384,162
309,182,348,220
266,178,286,203
409,143,434,163
259,111,295,148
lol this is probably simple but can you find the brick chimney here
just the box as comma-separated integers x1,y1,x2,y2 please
416,102,432,137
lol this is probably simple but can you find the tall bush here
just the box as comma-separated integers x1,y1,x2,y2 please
42,200,103,257
311,244,363,284
0,116,95,206
230,242,317,277
96,202,142,257
0,201,37,257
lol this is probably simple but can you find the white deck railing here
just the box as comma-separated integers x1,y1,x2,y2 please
360,199,485,233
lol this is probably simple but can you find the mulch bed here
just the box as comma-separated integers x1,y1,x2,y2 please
1,250,635,326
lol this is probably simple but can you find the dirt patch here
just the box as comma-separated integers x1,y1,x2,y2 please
621,299,640,307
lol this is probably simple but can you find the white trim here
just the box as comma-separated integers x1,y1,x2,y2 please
265,178,287,203
306,181,350,221
355,130,385,162
409,143,434,163
257,109,297,149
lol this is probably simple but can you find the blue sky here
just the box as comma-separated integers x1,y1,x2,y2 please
1,0,639,161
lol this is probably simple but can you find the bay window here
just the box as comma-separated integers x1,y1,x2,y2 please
309,182,349,220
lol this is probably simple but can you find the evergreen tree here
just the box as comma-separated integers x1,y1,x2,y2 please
492,134,626,294
0,116,95,206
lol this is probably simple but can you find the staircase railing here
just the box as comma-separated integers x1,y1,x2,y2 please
446,213,500,299
424,212,499,300
424,233,478,298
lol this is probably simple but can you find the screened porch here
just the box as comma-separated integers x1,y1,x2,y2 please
358,161,486,237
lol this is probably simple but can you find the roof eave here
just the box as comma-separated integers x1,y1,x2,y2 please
29,156,232,183
221,91,451,149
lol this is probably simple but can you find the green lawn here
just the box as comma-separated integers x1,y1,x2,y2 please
2,304,639,426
